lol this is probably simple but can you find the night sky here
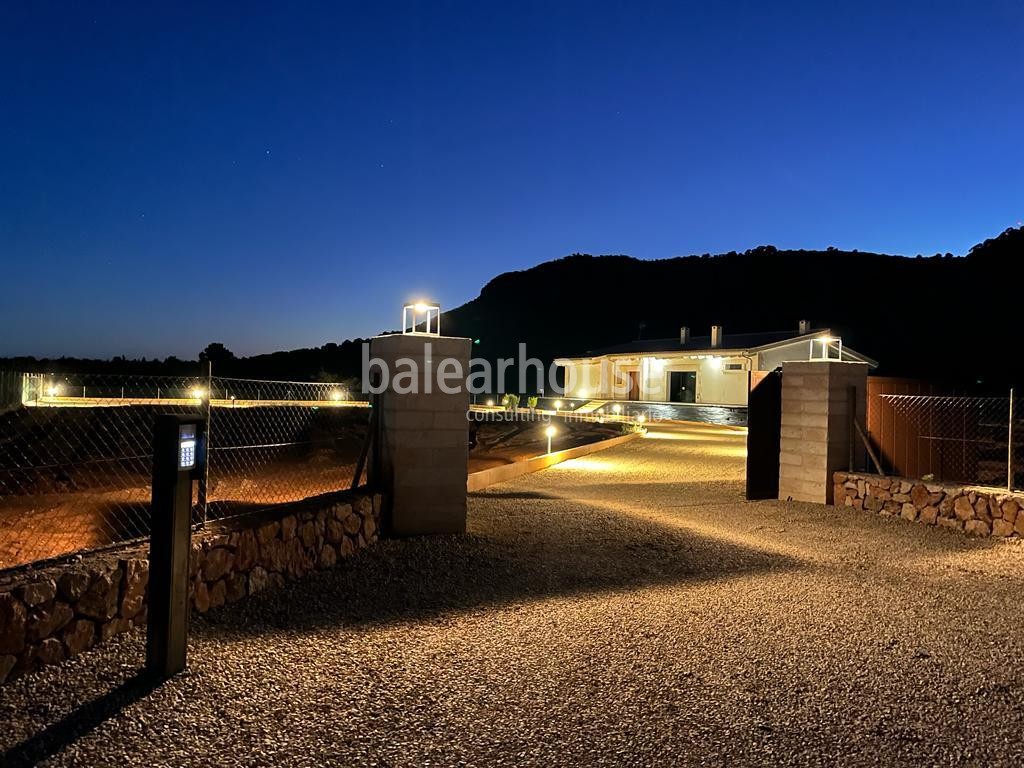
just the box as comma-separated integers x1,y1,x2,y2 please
1,1,1021,359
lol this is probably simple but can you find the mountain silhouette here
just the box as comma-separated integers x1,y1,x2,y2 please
443,226,1023,391
4,227,1021,392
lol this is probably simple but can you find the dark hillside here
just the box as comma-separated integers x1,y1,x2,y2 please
443,227,1024,389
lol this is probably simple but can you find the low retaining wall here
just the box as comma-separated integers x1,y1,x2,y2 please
1,488,381,685
467,431,642,492
833,471,1023,538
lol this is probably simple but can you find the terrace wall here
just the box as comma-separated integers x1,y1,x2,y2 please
1,487,381,684
833,471,1022,538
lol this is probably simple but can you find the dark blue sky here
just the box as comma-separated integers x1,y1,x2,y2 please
1,1,1021,358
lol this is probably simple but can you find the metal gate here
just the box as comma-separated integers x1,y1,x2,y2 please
746,369,782,500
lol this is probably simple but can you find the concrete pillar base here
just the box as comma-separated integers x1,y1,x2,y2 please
369,334,471,536
778,360,869,504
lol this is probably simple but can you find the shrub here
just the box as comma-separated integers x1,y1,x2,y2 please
526,396,539,410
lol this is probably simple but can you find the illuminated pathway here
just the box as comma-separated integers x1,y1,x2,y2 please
3,421,1024,766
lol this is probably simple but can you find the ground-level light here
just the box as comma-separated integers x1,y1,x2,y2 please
46,383,60,397
330,390,343,401
554,400,563,410
612,403,622,414
545,425,557,454
486,399,495,407
191,388,206,400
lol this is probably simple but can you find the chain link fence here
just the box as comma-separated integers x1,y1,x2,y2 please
867,391,1020,490
205,376,368,519
0,371,369,572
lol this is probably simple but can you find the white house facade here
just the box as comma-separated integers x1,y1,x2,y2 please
554,322,876,408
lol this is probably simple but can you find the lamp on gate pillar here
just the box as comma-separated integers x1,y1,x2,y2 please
402,301,441,335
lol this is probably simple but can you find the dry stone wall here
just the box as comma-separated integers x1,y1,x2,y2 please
833,471,1022,538
1,489,381,685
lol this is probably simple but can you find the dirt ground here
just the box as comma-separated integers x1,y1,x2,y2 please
0,412,622,570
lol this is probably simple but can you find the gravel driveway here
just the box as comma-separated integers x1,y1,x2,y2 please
2,421,1023,766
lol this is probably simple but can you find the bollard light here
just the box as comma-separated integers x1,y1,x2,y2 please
554,400,563,410
612,403,622,415
191,387,206,400
330,389,343,402
46,383,61,397
545,425,557,454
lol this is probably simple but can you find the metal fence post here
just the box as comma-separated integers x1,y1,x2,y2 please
196,361,213,527
848,385,856,472
1009,388,1015,492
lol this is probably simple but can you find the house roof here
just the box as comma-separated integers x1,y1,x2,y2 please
578,329,827,358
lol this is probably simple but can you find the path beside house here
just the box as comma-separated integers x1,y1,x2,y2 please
2,422,1023,766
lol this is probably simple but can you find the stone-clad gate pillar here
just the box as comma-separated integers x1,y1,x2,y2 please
778,360,869,504
369,333,471,536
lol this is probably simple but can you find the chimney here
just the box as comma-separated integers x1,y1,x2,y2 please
711,325,723,348
679,326,690,345
798,319,810,335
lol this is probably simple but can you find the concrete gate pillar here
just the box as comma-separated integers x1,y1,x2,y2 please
778,360,869,504
369,333,471,536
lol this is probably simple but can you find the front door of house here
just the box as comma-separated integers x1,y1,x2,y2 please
668,371,696,403
627,370,640,401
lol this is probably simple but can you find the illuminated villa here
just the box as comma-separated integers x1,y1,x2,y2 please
555,321,876,407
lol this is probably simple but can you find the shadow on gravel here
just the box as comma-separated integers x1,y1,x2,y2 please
534,478,746,504
0,670,161,768
468,490,560,500
196,490,803,640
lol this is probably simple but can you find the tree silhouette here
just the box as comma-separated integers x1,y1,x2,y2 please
199,343,236,365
